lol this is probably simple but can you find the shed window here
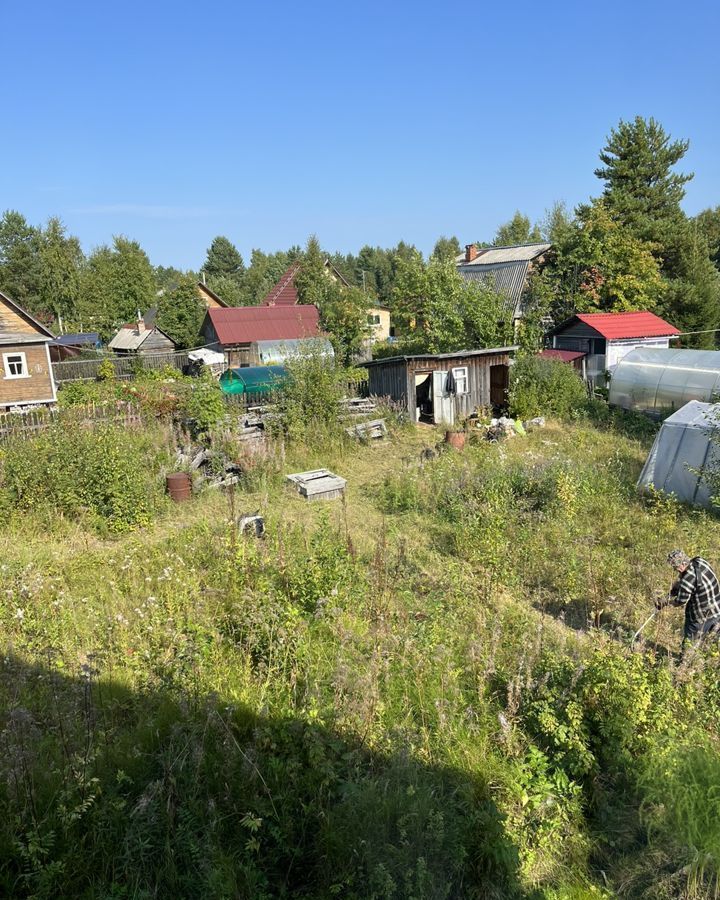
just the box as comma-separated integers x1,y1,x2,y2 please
452,366,469,395
3,352,28,379
368,313,381,326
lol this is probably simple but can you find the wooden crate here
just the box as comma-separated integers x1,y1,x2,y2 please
286,469,347,501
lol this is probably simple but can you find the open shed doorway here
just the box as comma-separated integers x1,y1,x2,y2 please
415,371,434,423
490,364,509,411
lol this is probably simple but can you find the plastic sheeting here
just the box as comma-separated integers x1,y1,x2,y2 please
249,338,335,366
637,400,720,509
609,348,720,416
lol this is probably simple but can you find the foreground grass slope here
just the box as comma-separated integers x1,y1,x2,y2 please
2,415,720,898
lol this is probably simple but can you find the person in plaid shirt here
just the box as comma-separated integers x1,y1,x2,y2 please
655,549,720,642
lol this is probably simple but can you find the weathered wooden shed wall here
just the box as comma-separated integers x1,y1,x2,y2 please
366,348,515,422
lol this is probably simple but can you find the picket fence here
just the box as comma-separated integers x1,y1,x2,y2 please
0,402,144,443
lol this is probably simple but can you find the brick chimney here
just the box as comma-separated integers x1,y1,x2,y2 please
464,244,478,263
136,310,146,333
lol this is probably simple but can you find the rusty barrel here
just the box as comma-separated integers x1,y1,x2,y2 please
445,431,466,450
166,472,192,502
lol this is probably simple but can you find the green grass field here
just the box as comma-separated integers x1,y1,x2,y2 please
2,413,720,898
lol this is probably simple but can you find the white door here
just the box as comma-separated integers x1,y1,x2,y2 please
432,370,455,426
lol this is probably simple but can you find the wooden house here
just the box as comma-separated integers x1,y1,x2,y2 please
202,305,321,367
108,314,178,355
196,281,229,310
0,290,57,411
546,311,680,386
367,304,392,343
363,346,517,426
456,242,551,327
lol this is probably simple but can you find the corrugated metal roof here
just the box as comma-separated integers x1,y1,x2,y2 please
552,312,681,340
208,305,320,345
261,263,302,306
458,261,532,317
455,242,551,266
54,332,100,346
363,346,518,366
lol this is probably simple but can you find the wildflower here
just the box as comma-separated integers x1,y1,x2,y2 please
14,608,24,621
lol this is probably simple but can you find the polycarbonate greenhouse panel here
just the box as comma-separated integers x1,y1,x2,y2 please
637,400,720,509
609,348,720,416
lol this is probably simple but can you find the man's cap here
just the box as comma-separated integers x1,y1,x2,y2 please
667,549,691,568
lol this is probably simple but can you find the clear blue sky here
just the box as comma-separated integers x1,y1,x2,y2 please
3,0,719,269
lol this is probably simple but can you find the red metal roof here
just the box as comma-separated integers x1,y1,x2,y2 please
539,349,586,362
261,263,302,306
574,311,680,340
207,304,320,345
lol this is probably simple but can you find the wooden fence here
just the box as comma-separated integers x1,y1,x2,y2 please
0,402,144,443
52,351,191,383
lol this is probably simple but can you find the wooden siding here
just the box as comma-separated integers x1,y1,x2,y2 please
0,296,42,336
138,329,176,354
0,343,55,408
226,345,251,368
197,283,225,309
367,351,513,420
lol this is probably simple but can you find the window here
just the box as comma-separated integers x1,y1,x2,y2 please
3,352,28,379
368,313,381,326
452,366,469,395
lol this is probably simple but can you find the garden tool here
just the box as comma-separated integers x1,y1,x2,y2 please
631,610,658,647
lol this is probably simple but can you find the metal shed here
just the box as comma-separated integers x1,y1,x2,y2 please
609,348,720,417
363,347,517,426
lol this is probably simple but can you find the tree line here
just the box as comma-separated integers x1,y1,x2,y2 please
1,116,719,355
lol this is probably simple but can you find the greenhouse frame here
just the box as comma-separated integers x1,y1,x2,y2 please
608,348,720,417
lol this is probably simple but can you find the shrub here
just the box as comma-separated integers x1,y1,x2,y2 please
57,380,103,407
509,356,587,421
0,424,163,532
96,358,116,381
182,372,226,435
273,347,351,441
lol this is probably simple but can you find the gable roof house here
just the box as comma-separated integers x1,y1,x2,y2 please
108,314,178,355
262,261,391,348
202,305,321,367
456,242,552,327
0,290,57,410
196,281,230,309
547,311,681,386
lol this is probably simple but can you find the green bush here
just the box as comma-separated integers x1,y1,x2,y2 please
274,347,351,441
181,372,226,435
96,358,116,381
509,356,587,420
0,424,163,532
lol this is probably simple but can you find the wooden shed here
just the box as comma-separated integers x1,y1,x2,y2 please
363,347,517,426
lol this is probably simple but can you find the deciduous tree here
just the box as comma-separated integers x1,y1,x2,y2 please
39,217,83,323
0,210,43,317
155,274,206,349
294,236,370,364
79,237,155,336
494,211,542,246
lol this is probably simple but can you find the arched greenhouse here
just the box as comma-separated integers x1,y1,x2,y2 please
609,348,720,416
